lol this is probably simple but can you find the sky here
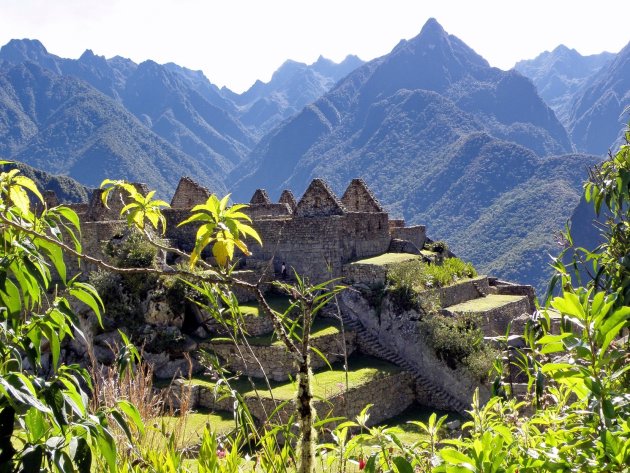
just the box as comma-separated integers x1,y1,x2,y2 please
0,0,628,93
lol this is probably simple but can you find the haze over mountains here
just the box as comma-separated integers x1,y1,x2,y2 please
1,18,629,295
0,38,359,195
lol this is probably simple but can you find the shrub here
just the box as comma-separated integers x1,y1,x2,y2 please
425,240,449,253
386,257,477,293
419,311,496,381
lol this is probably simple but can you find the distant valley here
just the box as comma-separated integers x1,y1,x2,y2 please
1,18,629,295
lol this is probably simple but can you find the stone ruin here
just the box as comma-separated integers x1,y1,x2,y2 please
55,176,536,421
63,176,428,284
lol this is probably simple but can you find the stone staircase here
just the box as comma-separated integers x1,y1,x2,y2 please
339,310,469,414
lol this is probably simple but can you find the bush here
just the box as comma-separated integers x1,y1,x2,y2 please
425,240,449,253
387,257,477,293
419,311,497,381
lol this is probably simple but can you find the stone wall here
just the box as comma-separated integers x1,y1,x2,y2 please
246,212,390,282
339,290,490,409
170,177,211,208
209,330,357,381
390,225,427,250
237,371,415,426
163,208,197,253
491,279,536,312
419,276,489,308
295,179,345,218
64,220,127,277
340,178,385,213
342,263,388,287
245,203,292,220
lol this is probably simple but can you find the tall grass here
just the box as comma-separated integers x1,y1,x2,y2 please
387,257,476,292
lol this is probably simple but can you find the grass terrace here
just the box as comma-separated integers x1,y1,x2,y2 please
352,252,421,266
210,317,343,347
188,356,401,402
445,294,523,313
237,294,293,317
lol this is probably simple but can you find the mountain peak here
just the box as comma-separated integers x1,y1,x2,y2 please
1,38,49,56
418,17,446,39
0,38,61,73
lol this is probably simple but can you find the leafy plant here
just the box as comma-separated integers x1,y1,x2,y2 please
0,163,144,472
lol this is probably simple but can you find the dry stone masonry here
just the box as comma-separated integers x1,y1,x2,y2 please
56,175,536,424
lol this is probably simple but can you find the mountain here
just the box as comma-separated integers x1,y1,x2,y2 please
221,55,364,137
122,60,254,173
2,160,90,203
0,61,225,196
567,40,630,154
230,18,592,295
0,39,255,175
515,45,614,126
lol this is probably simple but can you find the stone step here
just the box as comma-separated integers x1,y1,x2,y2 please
182,356,416,427
443,294,531,337
203,319,356,381
340,312,468,414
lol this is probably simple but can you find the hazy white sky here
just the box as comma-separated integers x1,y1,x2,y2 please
0,0,628,92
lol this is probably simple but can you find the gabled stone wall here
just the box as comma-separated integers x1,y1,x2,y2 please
51,176,425,286
170,177,211,209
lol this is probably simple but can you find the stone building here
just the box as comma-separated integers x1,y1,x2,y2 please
240,178,426,282
61,175,427,285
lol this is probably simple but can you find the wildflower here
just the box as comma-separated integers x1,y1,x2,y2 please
358,455,366,470
217,448,226,459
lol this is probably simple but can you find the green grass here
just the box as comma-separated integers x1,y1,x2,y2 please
376,403,460,445
188,356,401,401
212,317,342,347
148,410,235,450
237,295,293,317
446,294,524,312
352,253,421,266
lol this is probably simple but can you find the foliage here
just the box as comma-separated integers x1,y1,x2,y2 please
387,257,477,294
384,257,476,312
578,126,630,304
177,193,261,268
90,230,160,326
0,163,144,472
424,240,448,254
420,312,497,381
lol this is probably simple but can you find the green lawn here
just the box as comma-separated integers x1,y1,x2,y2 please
352,253,421,266
238,295,293,317
376,403,460,445
189,356,401,402
148,410,235,450
446,294,524,313
212,317,342,347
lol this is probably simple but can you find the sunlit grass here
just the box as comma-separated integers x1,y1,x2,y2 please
352,253,421,266
446,294,523,312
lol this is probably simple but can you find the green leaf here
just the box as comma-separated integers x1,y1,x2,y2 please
0,277,21,317
392,456,414,473
69,437,92,473
599,306,630,337
13,175,44,204
96,427,117,473
24,408,46,443
440,448,475,468
69,281,104,320
551,293,586,320
111,409,133,441
37,239,66,283
8,184,30,214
